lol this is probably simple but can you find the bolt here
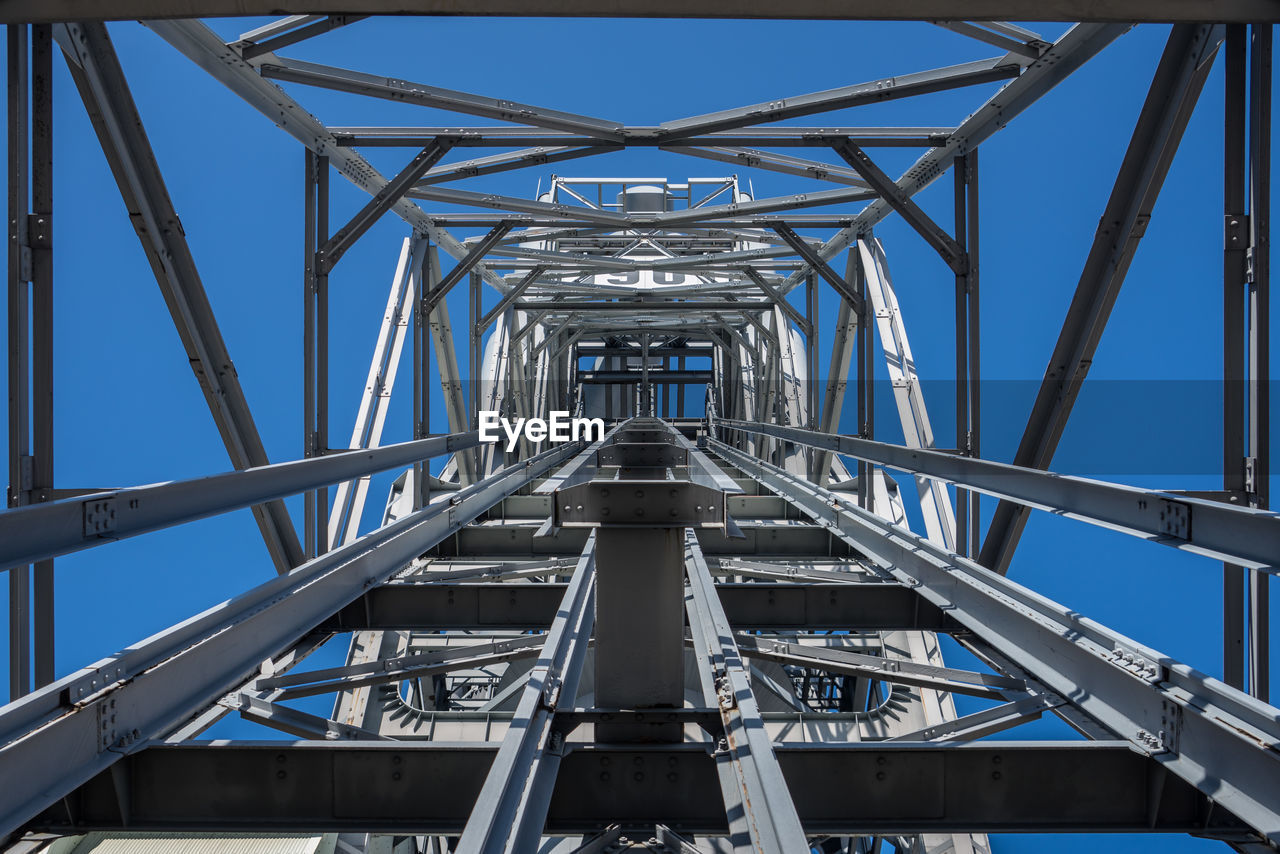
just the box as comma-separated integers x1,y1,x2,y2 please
876,771,886,781
600,771,611,781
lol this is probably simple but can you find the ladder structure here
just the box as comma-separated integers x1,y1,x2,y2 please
2,7,1279,854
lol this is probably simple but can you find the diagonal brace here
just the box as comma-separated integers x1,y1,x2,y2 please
320,137,452,272
832,138,966,272
772,222,865,315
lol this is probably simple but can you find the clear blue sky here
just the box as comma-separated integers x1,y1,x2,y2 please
0,17,1274,852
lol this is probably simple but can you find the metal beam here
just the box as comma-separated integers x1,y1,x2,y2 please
0,430,482,569
656,57,1020,139
832,139,965,270
772,223,865,314
0,443,580,844
777,23,1128,293
718,418,1280,572
319,138,451,272
980,23,1224,574
709,437,1280,848
322,580,949,632
25,741,1252,837
684,531,809,852
421,222,513,314
455,535,596,853
258,56,625,140
3,2,1280,21
55,21,304,574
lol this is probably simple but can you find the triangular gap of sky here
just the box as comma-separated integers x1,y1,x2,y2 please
0,18,1272,853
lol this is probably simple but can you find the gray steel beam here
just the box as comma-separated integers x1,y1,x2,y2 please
778,23,1129,294
0,442,580,844
832,140,965,271
886,694,1064,742
980,23,1224,574
773,223,865,314
0,430,483,569
24,741,1250,837
258,56,625,141
684,530,809,852
416,145,617,186
709,437,1280,847
235,14,366,60
421,222,513,315
230,693,390,741
655,57,1020,139
742,268,812,336
7,22,32,700
1225,25,1250,692
322,580,947,632
454,535,596,853
513,301,770,313
335,125,954,148
718,418,1280,571
1247,22,1272,703
736,634,1025,699
5,2,1280,21
318,138,452,272
663,145,872,188
144,19,509,293
261,635,546,700
55,21,305,574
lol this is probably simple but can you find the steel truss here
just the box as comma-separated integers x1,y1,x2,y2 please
2,8,1280,854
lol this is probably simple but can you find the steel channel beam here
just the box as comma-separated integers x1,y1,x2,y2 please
319,138,451,272
832,140,965,270
143,19,509,293
718,419,1280,571
735,634,1025,699
421,222,513,314
980,23,1224,573
323,580,946,632
23,741,1252,836
258,55,625,140
655,57,1020,139
709,437,1280,847
684,530,809,852
55,21,305,574
776,23,1129,294
772,223,865,314
454,535,596,853
6,3,1280,21
0,442,579,844
0,430,483,569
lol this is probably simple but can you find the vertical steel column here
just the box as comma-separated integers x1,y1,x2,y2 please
4,22,52,694
968,148,981,555
304,151,331,557
594,526,685,741
469,271,480,474
856,243,873,510
303,149,317,559
29,23,52,688
413,238,431,509
1248,22,1271,701
676,354,685,417
1224,25,1249,690
7,23,30,700
954,153,971,557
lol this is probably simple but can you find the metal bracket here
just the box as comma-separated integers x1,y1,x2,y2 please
1106,642,1162,684
83,497,118,539
1225,213,1250,250
1156,498,1191,541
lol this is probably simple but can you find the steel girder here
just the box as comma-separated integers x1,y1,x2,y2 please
5,2,1280,22
708,438,1280,847
0,443,580,843
21,741,1252,837
981,23,1226,574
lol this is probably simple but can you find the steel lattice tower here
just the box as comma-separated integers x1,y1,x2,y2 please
1,7,1279,854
